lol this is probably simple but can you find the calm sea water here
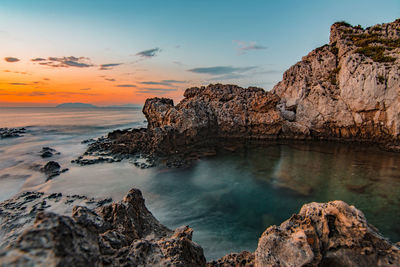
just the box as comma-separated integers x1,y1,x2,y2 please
0,107,399,260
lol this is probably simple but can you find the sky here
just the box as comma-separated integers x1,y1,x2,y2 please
0,0,399,107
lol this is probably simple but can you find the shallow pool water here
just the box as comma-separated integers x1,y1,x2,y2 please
1,107,399,260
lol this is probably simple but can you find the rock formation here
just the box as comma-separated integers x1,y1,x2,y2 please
0,191,399,266
78,19,400,166
0,190,206,266
273,19,400,148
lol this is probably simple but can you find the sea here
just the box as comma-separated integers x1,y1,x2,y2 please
0,107,399,260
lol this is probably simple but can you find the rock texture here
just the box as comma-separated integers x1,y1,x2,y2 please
273,19,400,148
1,192,399,266
255,201,400,266
0,190,205,266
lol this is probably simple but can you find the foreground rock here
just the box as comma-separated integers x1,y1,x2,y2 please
255,201,400,266
40,161,68,180
0,189,206,266
0,128,26,139
0,191,398,266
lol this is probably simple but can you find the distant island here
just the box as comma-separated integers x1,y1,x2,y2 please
56,103,97,108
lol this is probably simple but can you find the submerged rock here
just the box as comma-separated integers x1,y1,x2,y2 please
39,147,60,158
40,161,68,180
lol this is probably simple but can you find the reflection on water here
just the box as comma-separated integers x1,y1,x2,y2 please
0,108,400,260
141,143,400,259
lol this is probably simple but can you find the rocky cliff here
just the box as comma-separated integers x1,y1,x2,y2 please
81,19,400,165
1,191,399,266
273,19,400,146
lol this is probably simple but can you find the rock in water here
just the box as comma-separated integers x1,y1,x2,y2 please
40,161,68,180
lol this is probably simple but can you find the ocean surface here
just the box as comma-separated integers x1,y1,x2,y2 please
1,107,400,260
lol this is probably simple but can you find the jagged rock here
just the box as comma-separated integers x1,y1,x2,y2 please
207,251,255,267
0,191,399,266
0,189,206,266
255,201,400,266
273,19,400,145
0,128,26,139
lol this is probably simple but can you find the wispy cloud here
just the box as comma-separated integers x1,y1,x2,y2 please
187,66,256,75
136,87,177,95
32,56,93,68
136,48,161,58
99,63,122,70
0,91,99,97
140,79,186,87
104,78,116,82
80,88,91,91
162,79,186,84
233,40,267,54
31,58,46,62
116,84,136,88
4,57,20,63
9,82,28,86
140,81,171,86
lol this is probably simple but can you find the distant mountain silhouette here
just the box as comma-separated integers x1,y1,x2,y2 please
56,103,97,108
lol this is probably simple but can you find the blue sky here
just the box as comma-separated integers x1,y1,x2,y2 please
0,0,398,105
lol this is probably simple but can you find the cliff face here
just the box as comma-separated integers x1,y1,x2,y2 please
273,19,400,144
79,19,400,165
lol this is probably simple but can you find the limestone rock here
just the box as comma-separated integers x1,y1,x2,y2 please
0,189,206,266
273,19,400,144
255,201,400,266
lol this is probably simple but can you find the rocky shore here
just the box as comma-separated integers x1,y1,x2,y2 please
0,190,399,266
1,19,399,266
0,128,26,139
74,19,400,167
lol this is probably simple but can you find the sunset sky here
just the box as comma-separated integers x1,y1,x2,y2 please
0,0,399,107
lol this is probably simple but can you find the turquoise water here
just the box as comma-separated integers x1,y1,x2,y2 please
0,108,399,260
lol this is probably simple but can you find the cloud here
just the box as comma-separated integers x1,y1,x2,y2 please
140,80,186,86
136,48,161,58
4,57,20,63
173,61,183,66
33,56,93,68
43,78,50,81
0,91,99,97
80,88,91,91
187,66,256,75
99,63,122,70
116,84,136,88
162,79,186,84
104,78,116,82
31,58,46,62
9,82,28,86
140,81,171,86
233,40,267,54
136,87,177,95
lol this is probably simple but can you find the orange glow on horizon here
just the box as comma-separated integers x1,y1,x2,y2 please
0,59,190,107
